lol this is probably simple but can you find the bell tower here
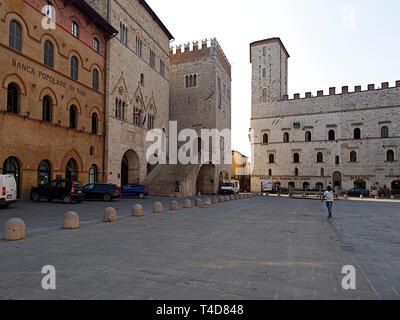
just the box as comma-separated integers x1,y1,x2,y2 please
250,38,289,104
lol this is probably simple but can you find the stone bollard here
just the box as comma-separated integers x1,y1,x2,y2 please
212,197,219,204
103,207,117,222
63,211,79,229
4,218,25,241
224,195,230,201
195,198,203,206
204,197,212,205
183,199,192,208
153,202,164,213
239,194,244,199
235,194,240,200
360,194,364,200
230,195,235,201
132,204,143,217
391,195,395,200
170,200,180,211
219,196,225,203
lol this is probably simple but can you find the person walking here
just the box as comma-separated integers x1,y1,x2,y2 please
322,186,334,219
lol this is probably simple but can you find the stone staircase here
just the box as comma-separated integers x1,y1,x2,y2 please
143,163,202,197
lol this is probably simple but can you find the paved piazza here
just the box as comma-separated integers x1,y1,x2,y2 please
0,195,399,300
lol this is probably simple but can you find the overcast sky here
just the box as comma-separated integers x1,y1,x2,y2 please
147,0,400,160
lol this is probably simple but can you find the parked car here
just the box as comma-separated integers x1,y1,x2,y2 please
121,184,149,199
83,183,121,202
347,188,370,197
0,174,18,208
30,180,84,204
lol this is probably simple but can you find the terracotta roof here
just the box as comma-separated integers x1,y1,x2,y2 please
250,37,290,62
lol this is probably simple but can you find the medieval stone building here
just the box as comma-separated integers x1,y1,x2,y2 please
0,0,116,198
250,37,400,193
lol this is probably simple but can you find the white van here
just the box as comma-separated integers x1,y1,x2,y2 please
220,180,240,195
261,179,274,193
0,175,17,208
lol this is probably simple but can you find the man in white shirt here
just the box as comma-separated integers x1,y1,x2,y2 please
322,186,334,219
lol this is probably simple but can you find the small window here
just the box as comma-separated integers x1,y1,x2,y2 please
93,38,99,52
262,68,266,78
350,151,357,162
381,126,389,138
7,83,19,114
268,169,272,176
335,156,340,165
283,132,289,143
69,105,77,129
140,73,145,86
317,152,323,163
305,131,312,142
90,146,95,156
120,22,127,44
70,56,78,80
72,21,79,37
262,88,267,98
354,128,361,140
91,113,98,134
44,40,54,68
328,130,335,141
387,150,395,162
9,20,22,51
160,60,165,76
321,168,324,177
150,50,155,68
135,36,142,56
293,153,300,163
92,69,99,90
269,154,275,164
263,133,269,144
42,96,52,123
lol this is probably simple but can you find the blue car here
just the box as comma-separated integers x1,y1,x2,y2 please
121,184,149,199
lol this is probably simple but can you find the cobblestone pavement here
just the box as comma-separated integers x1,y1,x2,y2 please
0,196,385,300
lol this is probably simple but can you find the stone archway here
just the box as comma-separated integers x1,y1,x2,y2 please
65,158,79,181
333,171,342,187
3,156,21,198
121,150,140,186
196,164,216,195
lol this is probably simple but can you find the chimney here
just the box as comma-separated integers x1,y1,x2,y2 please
282,95,289,101
329,87,336,95
396,80,400,87
354,86,361,93
381,82,389,89
305,92,312,98
317,90,324,97
294,93,300,100
342,86,349,94
368,84,375,91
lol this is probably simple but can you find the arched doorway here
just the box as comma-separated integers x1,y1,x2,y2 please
316,182,324,191
224,172,229,180
65,158,79,181
38,160,51,185
391,180,400,195
89,165,98,184
121,150,140,186
333,171,342,187
3,157,21,198
196,164,216,195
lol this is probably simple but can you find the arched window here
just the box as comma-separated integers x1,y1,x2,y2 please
44,40,54,68
317,152,323,163
141,73,145,86
71,56,78,80
42,96,52,123
350,151,357,162
387,150,395,162
289,182,295,189
305,131,312,142
9,20,22,51
283,132,289,143
295,168,299,176
90,146,95,156
91,113,98,134
193,74,197,87
89,165,98,184
69,105,77,129
381,126,389,138
316,182,324,191
262,88,267,98
120,22,127,44
263,133,269,144
262,68,266,78
293,153,300,163
354,128,361,140
38,160,51,185
92,69,99,90
303,182,310,191
72,21,79,37
93,38,99,52
7,83,19,114
269,154,275,164
328,130,335,141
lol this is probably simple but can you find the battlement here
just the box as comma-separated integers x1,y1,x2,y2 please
170,38,231,78
281,81,400,101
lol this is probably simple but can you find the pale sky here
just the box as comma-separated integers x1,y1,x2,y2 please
147,0,400,161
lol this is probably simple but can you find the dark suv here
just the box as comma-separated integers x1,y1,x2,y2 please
82,183,121,202
30,180,84,204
